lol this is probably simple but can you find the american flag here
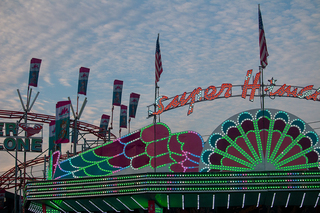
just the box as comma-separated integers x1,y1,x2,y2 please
155,34,163,83
259,5,269,69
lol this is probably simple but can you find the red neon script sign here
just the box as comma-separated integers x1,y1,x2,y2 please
150,70,319,116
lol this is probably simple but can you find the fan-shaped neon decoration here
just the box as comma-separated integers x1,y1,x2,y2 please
200,109,320,172
53,123,204,179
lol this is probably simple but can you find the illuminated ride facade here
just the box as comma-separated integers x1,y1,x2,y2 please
26,108,320,212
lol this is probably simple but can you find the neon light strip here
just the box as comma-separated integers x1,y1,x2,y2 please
27,184,320,199
300,193,306,208
182,195,184,210
167,194,170,210
116,198,133,211
28,171,320,186
63,201,80,213
314,197,319,208
271,193,276,208
277,147,314,167
256,193,261,207
314,193,320,208
75,201,92,213
270,125,290,162
240,120,260,162
285,193,291,208
103,200,120,212
27,177,320,193
52,150,61,175
50,201,67,213
273,133,304,164
227,194,230,209
27,178,320,192
131,197,147,210
197,194,200,210
212,194,215,209
242,194,245,208
89,200,106,213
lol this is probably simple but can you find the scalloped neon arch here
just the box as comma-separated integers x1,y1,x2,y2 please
200,109,320,172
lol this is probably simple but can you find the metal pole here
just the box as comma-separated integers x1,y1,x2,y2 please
78,97,87,119
259,66,266,171
110,106,114,130
15,88,25,213
43,155,46,179
14,132,18,213
73,97,87,155
29,92,40,110
19,169,22,213
73,117,78,155
128,118,131,133
68,97,76,118
260,66,265,110
154,83,158,173
22,87,30,213
108,128,111,142
17,90,26,112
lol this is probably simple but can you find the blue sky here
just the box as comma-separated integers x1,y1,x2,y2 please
0,0,320,173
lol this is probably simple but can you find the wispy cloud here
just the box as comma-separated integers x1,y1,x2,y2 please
0,0,319,173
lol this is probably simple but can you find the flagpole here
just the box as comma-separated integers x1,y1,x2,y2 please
154,33,160,125
260,66,264,110
259,4,268,171
157,86,160,122
128,117,131,133
258,3,268,111
76,95,79,117
153,33,160,173
154,84,158,124
154,83,157,173
110,105,114,130
23,86,31,213
154,32,163,173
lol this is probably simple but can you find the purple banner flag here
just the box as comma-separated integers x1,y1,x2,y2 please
112,80,123,106
55,100,71,144
129,93,140,118
155,34,163,83
78,67,90,95
99,114,110,137
28,58,42,87
120,105,127,128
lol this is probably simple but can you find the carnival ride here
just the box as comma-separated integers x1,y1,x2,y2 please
0,109,117,190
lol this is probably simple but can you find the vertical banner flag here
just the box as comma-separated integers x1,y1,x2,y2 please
129,93,140,118
78,67,90,95
99,114,110,137
49,120,61,154
28,58,42,87
55,100,71,144
120,105,127,128
155,34,163,83
258,5,269,68
112,80,123,106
